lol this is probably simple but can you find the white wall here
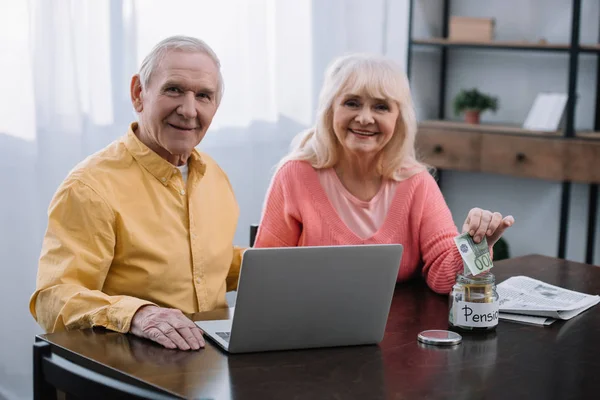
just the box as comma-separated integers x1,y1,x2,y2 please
410,0,600,264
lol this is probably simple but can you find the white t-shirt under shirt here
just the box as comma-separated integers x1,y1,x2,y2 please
317,168,398,240
177,163,189,184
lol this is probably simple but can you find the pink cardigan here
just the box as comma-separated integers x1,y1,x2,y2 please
254,160,464,294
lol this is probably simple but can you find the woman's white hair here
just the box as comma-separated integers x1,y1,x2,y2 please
278,53,429,181
138,35,224,105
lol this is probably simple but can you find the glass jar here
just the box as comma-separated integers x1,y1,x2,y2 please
449,271,499,332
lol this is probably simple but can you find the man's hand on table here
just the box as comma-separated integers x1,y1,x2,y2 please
130,305,205,350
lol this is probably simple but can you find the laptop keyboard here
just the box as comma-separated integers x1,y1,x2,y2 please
216,331,231,342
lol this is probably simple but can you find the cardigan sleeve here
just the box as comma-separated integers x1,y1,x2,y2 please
416,174,464,294
254,162,303,248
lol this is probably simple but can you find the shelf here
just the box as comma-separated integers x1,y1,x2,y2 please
412,38,571,52
413,38,600,54
580,44,600,53
419,121,600,140
419,120,561,137
576,131,600,139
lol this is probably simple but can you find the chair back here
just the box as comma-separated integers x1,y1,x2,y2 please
249,224,259,247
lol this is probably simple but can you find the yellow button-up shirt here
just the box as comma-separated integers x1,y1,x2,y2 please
30,123,244,333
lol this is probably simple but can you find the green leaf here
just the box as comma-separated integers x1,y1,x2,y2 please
453,88,499,116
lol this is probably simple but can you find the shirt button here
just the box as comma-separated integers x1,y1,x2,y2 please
161,177,167,182
196,277,201,284
180,189,186,195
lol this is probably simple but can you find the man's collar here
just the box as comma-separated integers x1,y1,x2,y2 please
124,122,206,185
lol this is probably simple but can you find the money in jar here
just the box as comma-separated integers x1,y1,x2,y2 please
449,270,499,332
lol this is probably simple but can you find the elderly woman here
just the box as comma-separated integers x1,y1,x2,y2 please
253,54,514,294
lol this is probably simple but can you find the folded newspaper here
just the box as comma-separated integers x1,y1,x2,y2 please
497,276,600,326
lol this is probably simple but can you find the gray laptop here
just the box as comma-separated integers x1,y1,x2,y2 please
195,244,403,353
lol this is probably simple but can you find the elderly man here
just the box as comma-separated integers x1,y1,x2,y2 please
30,36,244,350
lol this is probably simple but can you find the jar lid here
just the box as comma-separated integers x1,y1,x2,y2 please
417,330,462,346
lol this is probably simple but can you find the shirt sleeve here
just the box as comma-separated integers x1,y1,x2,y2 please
253,164,302,248
29,179,154,333
417,174,464,294
226,246,246,291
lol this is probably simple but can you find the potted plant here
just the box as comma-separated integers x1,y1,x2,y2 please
453,88,499,124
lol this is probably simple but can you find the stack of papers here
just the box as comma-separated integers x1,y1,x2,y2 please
497,276,600,326
523,93,568,132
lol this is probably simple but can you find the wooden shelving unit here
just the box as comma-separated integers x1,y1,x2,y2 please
416,122,600,184
407,0,600,263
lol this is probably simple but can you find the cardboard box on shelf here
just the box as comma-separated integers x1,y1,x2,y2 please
449,17,495,42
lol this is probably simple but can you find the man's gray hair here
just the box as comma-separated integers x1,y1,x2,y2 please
138,35,224,105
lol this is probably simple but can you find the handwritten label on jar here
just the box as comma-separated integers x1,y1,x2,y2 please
454,300,499,328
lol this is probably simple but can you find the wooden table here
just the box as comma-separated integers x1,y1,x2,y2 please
38,255,600,399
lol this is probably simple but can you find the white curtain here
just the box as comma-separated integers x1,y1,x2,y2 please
0,0,409,398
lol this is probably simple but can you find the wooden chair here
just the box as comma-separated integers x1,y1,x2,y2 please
249,224,259,247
